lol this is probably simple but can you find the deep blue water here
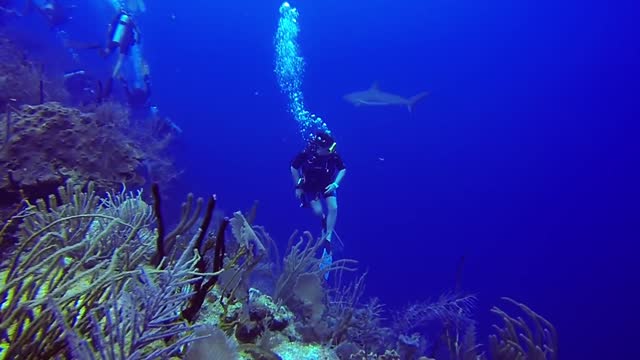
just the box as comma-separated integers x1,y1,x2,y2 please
5,0,640,358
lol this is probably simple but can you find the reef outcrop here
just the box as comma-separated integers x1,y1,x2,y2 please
0,101,167,231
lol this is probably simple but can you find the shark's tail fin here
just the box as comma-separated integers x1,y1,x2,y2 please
408,91,429,112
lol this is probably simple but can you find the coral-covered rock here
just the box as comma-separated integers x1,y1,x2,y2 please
0,102,145,216
236,320,265,344
239,344,283,360
377,350,401,360
335,342,360,360
248,288,294,332
345,349,402,360
231,288,297,344
273,341,338,360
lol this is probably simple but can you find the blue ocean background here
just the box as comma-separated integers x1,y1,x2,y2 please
4,0,639,358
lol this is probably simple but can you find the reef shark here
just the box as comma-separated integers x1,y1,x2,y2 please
343,82,429,112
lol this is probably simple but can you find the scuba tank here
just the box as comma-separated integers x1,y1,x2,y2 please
112,13,131,43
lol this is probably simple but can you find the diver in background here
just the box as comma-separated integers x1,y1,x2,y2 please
100,9,140,98
290,131,347,277
119,73,151,110
63,69,100,106
26,0,69,29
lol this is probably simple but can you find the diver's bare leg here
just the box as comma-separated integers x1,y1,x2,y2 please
112,53,125,78
325,196,338,242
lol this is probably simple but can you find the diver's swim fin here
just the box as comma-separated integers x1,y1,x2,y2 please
319,216,334,280
320,248,332,280
95,80,103,103
103,77,113,98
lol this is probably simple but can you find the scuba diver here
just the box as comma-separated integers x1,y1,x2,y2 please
100,9,140,98
26,0,69,29
63,69,100,106
290,131,347,277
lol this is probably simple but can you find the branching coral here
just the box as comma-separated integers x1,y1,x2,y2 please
9,181,154,274
439,321,484,360
0,182,205,359
341,297,388,353
150,187,204,266
489,297,558,360
325,272,371,347
219,212,269,297
148,184,226,325
0,175,559,360
49,253,202,360
386,293,478,359
393,293,478,335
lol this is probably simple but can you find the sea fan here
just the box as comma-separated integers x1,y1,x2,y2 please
393,293,477,334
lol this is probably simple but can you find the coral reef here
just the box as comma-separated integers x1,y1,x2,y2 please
273,341,339,360
0,181,558,360
0,35,68,107
0,16,561,359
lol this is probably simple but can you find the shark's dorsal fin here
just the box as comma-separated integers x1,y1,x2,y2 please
370,81,379,91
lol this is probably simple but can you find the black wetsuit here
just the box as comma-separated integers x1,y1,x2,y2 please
291,150,346,199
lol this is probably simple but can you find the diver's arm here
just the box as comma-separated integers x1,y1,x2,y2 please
105,23,113,44
333,169,346,186
105,13,119,41
133,24,141,44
